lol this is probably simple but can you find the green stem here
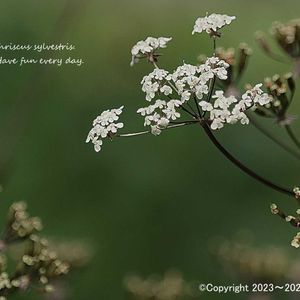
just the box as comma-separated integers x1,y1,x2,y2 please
248,114,300,161
285,124,300,150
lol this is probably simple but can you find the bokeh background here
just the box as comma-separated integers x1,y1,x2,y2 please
0,0,300,299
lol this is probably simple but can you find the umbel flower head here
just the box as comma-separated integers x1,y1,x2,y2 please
199,44,252,96
192,13,236,36
0,202,91,299
86,106,124,152
253,73,296,125
2,201,42,244
199,83,271,130
130,37,172,66
86,13,274,153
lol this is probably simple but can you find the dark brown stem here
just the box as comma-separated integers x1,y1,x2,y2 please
193,94,201,117
201,122,294,197
273,206,300,228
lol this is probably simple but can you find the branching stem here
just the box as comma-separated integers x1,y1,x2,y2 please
201,122,294,197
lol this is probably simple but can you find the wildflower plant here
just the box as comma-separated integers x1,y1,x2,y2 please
0,202,91,299
86,13,300,247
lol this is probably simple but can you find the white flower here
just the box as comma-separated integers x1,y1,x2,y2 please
157,117,169,129
93,106,123,126
160,85,172,96
137,106,155,116
163,107,180,120
181,90,191,102
154,99,167,109
241,83,272,107
202,57,229,80
171,61,219,102
130,37,172,66
238,95,253,111
192,13,236,35
294,187,300,199
141,69,172,101
86,106,124,152
270,203,279,215
206,84,271,130
207,91,237,129
172,64,198,81
199,100,213,111
212,91,227,109
0,272,11,289
151,125,162,136
286,215,295,222
139,58,228,105
93,140,103,152
235,111,249,125
291,233,300,248
211,118,224,130
137,99,181,135
167,99,182,108
195,83,209,99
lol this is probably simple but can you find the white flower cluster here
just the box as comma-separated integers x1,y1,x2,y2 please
130,37,172,66
137,57,231,135
141,69,172,101
86,106,124,152
192,13,236,35
199,84,272,130
140,57,229,103
137,99,181,135
87,13,273,152
173,58,229,100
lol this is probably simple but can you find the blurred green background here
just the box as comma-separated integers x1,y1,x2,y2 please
0,0,300,299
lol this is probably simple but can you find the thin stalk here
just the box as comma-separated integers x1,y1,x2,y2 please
248,114,300,160
180,105,198,118
207,76,216,102
201,122,294,197
193,94,201,117
186,101,198,117
268,52,291,64
170,120,199,124
276,209,300,227
212,37,216,54
118,122,196,137
119,130,150,137
203,76,216,118
203,36,217,116
285,124,300,150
